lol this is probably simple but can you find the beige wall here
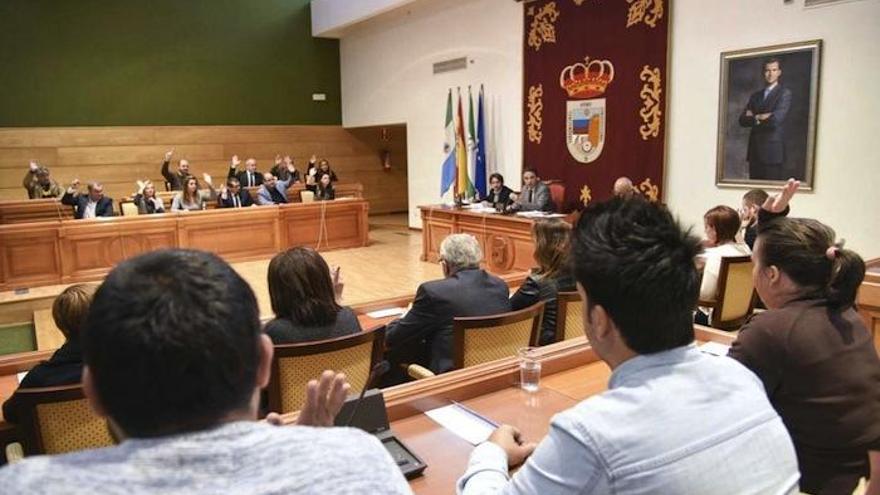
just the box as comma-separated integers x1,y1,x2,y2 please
340,0,523,228
339,0,879,260
665,0,880,258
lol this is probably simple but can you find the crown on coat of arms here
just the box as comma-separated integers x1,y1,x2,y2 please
559,57,615,99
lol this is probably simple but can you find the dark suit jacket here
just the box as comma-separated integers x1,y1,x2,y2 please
61,192,114,219
2,340,83,423
487,185,513,209
264,307,362,344
510,271,576,345
385,268,510,375
738,85,792,164
217,189,254,208
227,167,264,188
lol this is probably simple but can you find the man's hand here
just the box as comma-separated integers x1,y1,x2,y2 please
762,178,799,213
275,154,283,166
29,160,38,172
287,160,296,173
296,370,350,427
488,425,536,468
756,113,771,121
219,185,228,199
164,149,174,162
231,155,241,168
745,110,754,117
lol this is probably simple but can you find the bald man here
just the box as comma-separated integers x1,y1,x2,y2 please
256,161,297,205
613,177,635,199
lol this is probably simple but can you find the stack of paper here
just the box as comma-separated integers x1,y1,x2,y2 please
424,403,497,445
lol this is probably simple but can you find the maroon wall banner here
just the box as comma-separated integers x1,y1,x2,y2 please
523,0,669,209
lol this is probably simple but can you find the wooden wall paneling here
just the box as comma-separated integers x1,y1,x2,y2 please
0,126,409,214
180,208,280,261
0,222,63,289
58,216,178,283
0,200,73,224
0,201,369,291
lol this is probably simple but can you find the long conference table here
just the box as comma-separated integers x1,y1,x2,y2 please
0,183,365,225
0,199,369,291
420,205,575,275
275,326,736,494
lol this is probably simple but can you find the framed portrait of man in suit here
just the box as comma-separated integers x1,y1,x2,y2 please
716,40,821,190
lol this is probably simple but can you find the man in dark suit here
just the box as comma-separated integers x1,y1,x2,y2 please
384,234,510,384
738,58,793,181
217,178,254,208
61,180,114,219
227,155,263,188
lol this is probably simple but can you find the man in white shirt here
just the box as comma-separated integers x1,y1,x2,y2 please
458,197,799,495
61,180,114,219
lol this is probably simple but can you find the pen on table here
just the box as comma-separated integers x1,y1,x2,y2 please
450,400,499,427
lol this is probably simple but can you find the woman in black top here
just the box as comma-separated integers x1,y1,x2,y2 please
2,284,96,423
485,173,513,209
264,247,361,344
728,181,880,495
316,173,335,201
510,220,576,345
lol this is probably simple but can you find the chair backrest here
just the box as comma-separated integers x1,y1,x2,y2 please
267,326,385,414
543,180,565,212
13,384,114,456
556,291,586,343
120,200,139,216
453,302,544,369
300,190,315,203
711,255,757,330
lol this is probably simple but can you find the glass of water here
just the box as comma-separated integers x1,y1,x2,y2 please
518,347,541,392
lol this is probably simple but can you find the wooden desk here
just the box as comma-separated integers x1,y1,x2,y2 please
0,183,364,223
419,205,553,275
0,199,74,224
377,327,734,494
858,257,880,353
0,199,369,291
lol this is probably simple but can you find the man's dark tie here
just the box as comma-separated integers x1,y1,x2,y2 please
528,189,533,203
248,173,253,187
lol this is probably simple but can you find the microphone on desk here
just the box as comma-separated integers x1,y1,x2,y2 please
344,360,391,427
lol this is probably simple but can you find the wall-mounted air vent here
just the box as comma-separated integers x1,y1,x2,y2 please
433,57,468,74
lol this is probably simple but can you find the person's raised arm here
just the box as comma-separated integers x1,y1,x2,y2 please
228,155,240,179
757,178,799,225
161,149,175,182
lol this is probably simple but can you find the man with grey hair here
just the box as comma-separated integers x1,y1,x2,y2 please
384,234,510,385
61,179,114,219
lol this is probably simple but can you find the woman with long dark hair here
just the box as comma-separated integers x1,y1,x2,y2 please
509,219,576,345
729,213,880,495
264,247,361,343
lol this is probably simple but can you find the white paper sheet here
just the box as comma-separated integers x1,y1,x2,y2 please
700,341,731,357
366,307,407,319
424,403,497,445
16,371,28,383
